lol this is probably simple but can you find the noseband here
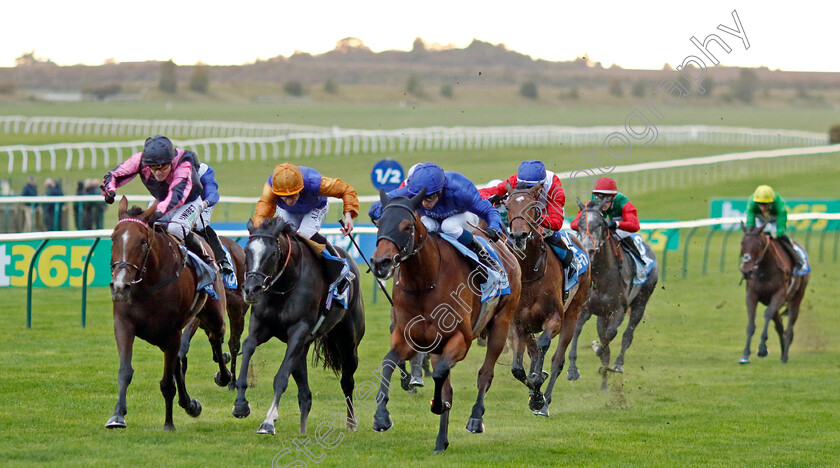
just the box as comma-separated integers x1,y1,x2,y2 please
111,217,154,284
246,233,294,294
507,191,546,242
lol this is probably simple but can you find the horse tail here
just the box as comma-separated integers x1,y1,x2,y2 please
312,335,342,376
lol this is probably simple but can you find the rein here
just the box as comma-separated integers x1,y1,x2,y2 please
246,233,297,295
379,203,440,294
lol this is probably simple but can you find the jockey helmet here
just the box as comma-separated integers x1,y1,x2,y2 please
406,162,445,195
141,135,175,166
271,163,304,196
517,160,546,186
592,178,618,195
752,185,775,203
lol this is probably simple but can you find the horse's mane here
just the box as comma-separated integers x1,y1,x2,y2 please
254,217,296,236
584,200,597,209
126,206,145,217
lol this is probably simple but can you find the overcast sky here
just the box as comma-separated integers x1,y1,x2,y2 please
2,1,834,72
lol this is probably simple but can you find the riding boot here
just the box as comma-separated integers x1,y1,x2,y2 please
310,233,348,291
777,235,804,270
185,231,216,270
546,232,576,302
620,236,644,264
466,238,504,275
199,226,234,274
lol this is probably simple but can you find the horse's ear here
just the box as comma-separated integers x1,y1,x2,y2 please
505,180,513,194
576,197,585,211
740,220,746,232
117,196,128,219
141,201,159,223
410,187,427,208
529,183,542,198
247,218,255,234
379,189,390,207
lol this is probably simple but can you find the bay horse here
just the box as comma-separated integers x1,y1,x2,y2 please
106,197,231,431
182,235,250,390
232,217,365,435
738,223,809,363
569,200,658,390
369,190,521,453
505,182,591,416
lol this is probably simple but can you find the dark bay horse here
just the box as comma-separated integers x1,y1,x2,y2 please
232,218,365,435
739,224,809,363
505,183,591,417
570,200,657,390
369,190,522,453
106,197,231,431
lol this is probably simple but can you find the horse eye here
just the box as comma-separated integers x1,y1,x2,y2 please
140,239,148,246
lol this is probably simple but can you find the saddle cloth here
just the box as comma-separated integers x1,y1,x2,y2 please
548,230,591,292
440,234,511,303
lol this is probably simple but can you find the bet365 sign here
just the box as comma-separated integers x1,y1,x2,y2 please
0,240,111,288
710,199,840,231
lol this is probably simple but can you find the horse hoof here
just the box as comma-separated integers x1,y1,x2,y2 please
430,399,451,415
612,365,624,373
781,355,789,364
534,404,550,417
410,376,424,388
373,415,393,432
222,352,231,364
528,392,545,411
233,403,251,419
511,367,526,382
757,347,768,357
163,423,175,432
257,422,276,435
105,415,126,429
215,371,232,387
739,357,750,364
186,399,202,418
567,369,580,381
400,374,412,392
433,442,449,453
466,417,485,433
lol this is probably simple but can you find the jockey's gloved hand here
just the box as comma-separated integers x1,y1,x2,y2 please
100,184,116,204
606,219,618,231
148,210,164,225
487,228,502,242
488,194,503,206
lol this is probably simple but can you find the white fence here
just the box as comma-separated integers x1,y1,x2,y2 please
1,124,829,174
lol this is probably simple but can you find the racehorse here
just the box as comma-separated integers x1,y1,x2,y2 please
505,182,591,416
738,223,809,363
105,197,231,431
569,200,658,390
232,217,365,435
369,190,521,453
182,236,249,391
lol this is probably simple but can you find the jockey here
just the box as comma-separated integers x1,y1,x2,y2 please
570,177,642,260
192,160,235,276
746,185,804,269
101,135,215,269
479,160,576,275
369,161,505,273
253,163,359,282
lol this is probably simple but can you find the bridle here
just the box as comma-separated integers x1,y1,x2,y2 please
376,203,429,266
111,217,154,285
580,206,622,259
741,230,772,274
245,232,295,294
506,190,549,281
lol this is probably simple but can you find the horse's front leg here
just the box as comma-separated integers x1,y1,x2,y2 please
758,292,786,359
105,315,135,429
290,357,312,434
741,291,759,363
509,326,528,385
567,306,592,381
232,318,272,419
258,325,309,435
372,346,410,432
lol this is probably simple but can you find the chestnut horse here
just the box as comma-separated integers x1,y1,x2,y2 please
505,183,591,417
369,190,521,453
570,200,658,390
233,218,365,435
738,224,809,363
105,197,231,431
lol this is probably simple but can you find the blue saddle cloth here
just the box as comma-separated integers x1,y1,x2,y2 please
323,250,355,309
185,250,219,300
792,243,811,276
440,234,511,303
548,231,591,292
626,233,656,285
220,245,238,290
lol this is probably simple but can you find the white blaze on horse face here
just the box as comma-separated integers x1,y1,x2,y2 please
247,240,267,272
514,195,525,202
112,230,133,286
